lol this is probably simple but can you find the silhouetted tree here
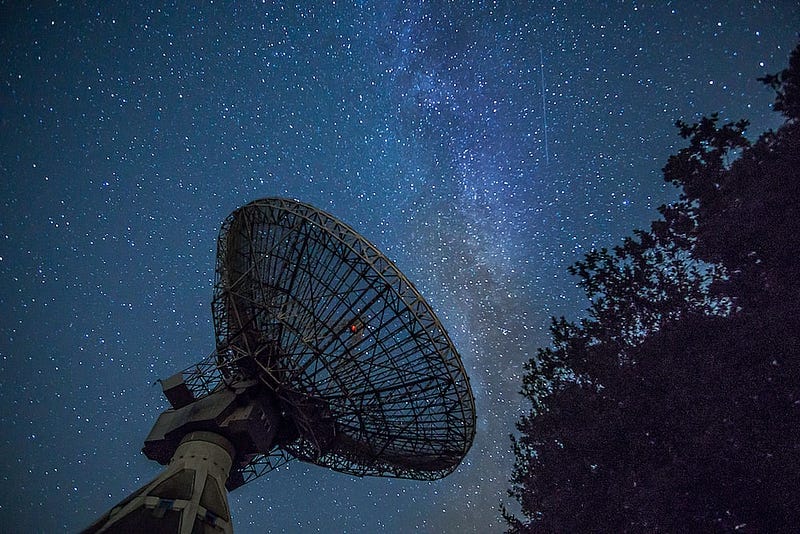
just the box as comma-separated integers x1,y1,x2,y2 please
505,42,800,533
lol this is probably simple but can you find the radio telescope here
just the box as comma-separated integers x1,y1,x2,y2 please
84,198,476,533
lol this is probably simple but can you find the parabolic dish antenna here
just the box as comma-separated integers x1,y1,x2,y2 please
84,198,476,534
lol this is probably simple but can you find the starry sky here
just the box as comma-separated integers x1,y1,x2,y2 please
1,1,798,532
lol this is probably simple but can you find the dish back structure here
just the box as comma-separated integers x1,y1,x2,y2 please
212,197,475,479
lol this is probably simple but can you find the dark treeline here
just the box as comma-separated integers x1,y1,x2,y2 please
505,42,800,532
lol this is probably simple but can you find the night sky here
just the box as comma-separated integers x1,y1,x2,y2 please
1,2,798,532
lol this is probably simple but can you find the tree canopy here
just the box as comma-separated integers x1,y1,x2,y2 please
505,42,800,533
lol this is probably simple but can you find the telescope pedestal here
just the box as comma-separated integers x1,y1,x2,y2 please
83,431,235,534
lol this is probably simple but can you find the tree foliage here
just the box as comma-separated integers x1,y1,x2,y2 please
505,42,800,533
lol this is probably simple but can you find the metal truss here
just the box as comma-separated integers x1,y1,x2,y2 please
208,198,476,482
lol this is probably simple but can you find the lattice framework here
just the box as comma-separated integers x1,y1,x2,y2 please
207,198,476,481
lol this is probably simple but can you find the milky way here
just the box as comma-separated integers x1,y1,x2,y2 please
1,2,798,532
